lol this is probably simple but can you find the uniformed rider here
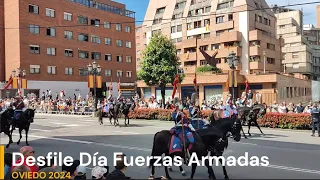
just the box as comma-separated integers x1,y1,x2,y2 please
11,96,25,127
105,90,114,113
170,103,195,160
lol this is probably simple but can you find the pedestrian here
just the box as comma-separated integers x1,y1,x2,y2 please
311,105,320,137
106,154,131,179
12,146,38,175
62,160,81,179
74,166,87,179
92,166,109,179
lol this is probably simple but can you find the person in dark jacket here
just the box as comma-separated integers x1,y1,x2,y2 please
106,154,131,179
311,106,320,137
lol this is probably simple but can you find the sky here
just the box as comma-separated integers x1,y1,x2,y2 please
116,0,318,26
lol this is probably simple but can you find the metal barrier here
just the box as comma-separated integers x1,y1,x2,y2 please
32,105,94,116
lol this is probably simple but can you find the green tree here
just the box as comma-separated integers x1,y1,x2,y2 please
137,33,184,108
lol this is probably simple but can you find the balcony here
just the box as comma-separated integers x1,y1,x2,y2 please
216,46,242,58
215,21,234,31
282,45,312,53
249,46,261,56
179,52,197,61
277,26,301,35
183,65,196,74
249,30,275,41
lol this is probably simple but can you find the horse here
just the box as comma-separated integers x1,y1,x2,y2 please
237,104,266,137
6,108,35,146
0,109,14,148
149,116,242,179
104,101,134,126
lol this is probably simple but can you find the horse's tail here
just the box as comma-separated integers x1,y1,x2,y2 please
148,132,160,169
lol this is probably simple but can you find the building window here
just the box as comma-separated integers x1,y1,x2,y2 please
78,33,89,42
91,52,101,60
29,4,39,14
104,22,111,28
30,65,40,74
46,28,56,37
65,49,73,57
91,35,101,44
171,26,176,33
47,48,56,56
78,16,88,24
126,71,132,77
267,43,275,50
177,37,182,42
126,56,132,63
105,54,112,61
78,50,89,59
216,16,224,24
116,40,123,47
216,30,224,36
79,68,88,76
65,68,73,75
29,24,40,34
64,12,72,21
125,26,131,33
116,24,122,31
30,45,40,54
116,55,122,62
117,71,123,77
228,14,233,21
46,8,55,17
91,19,100,27
64,30,73,39
267,57,275,64
177,25,182,32
126,41,132,48
105,38,112,45
204,33,210,38
47,66,56,75
105,70,112,76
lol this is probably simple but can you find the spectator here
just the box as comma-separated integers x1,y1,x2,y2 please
278,102,287,113
11,165,31,180
295,103,304,113
62,160,81,180
38,167,59,180
38,158,56,171
4,153,12,180
92,166,109,179
74,166,87,179
287,103,294,113
311,105,320,137
106,154,131,179
12,146,38,174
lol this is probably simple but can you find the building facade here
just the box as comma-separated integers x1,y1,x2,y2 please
136,0,312,105
1,0,136,98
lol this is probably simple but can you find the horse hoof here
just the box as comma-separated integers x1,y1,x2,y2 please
6,144,10,148
225,176,229,179
248,134,252,137
168,167,172,172
181,171,187,176
17,142,20,145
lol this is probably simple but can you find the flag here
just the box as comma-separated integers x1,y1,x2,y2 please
225,78,229,92
193,74,197,92
4,76,13,90
172,74,179,99
245,80,250,92
185,51,189,59
109,78,113,91
206,24,210,31
118,78,121,92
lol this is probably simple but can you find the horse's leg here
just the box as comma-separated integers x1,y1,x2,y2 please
25,125,30,146
124,115,127,126
190,162,197,179
205,158,216,179
164,163,172,179
17,128,22,145
127,115,130,125
254,120,264,135
248,120,252,136
5,131,12,148
241,126,248,139
219,158,229,179
179,165,186,176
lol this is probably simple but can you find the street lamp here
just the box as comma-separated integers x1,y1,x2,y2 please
227,51,239,104
12,68,26,96
87,61,101,112
263,51,266,74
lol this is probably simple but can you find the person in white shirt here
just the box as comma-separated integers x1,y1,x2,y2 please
278,102,287,113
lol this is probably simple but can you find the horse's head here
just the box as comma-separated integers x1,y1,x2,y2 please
257,105,267,119
27,109,36,121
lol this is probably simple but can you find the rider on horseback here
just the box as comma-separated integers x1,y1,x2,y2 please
11,96,25,128
170,102,196,160
105,90,114,113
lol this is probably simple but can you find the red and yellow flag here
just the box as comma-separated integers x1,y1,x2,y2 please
172,74,179,99
118,78,121,92
225,78,229,92
193,74,197,92
245,80,250,92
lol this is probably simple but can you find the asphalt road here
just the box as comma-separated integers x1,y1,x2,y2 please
1,114,320,179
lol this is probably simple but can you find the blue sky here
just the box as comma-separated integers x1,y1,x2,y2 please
117,0,318,26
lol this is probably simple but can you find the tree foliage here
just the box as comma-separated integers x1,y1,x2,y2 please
137,33,184,86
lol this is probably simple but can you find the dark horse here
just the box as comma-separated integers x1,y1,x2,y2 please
6,108,35,147
149,117,242,179
100,102,135,126
0,109,14,148
237,104,266,138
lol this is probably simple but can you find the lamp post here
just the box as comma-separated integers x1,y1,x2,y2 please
12,68,26,96
227,51,239,104
87,61,101,112
263,50,266,74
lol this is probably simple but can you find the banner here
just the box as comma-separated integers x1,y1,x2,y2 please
21,78,27,89
96,76,102,88
172,74,179,99
88,75,94,88
12,78,18,89
228,70,238,88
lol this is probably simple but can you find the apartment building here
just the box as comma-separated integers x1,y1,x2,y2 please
136,25,147,72
136,0,312,105
303,24,320,80
1,0,136,97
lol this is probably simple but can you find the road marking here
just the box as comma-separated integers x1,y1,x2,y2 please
267,164,320,175
48,122,67,125
31,129,51,132
111,131,140,135
12,133,93,144
64,124,84,127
